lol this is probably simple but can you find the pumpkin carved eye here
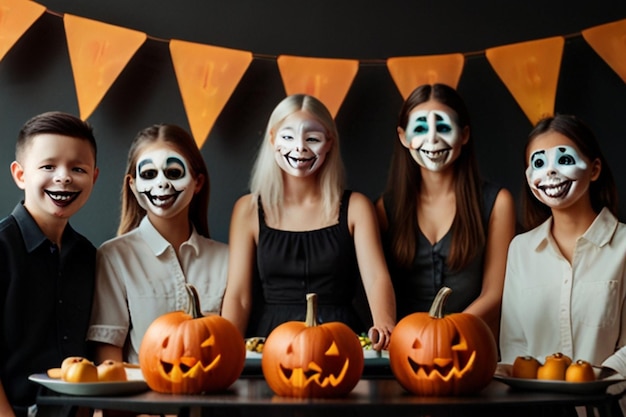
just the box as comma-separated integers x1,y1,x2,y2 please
201,334,215,348
325,342,339,356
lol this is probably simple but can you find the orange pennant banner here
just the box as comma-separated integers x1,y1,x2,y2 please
170,39,252,148
277,55,359,118
0,0,46,62
387,53,465,99
64,14,146,120
582,19,626,84
486,37,564,125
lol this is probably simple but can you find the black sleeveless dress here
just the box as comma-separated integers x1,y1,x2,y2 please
382,181,501,320
249,190,365,337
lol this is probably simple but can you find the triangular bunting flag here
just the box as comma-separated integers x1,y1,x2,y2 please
170,39,252,148
64,14,146,120
486,37,564,125
582,19,626,84
0,0,46,62
387,53,465,99
277,55,359,118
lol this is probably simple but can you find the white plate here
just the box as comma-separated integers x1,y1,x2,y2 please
29,368,148,396
493,373,626,395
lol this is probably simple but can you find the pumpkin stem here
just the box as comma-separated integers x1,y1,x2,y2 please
305,293,318,327
429,286,452,319
185,284,203,319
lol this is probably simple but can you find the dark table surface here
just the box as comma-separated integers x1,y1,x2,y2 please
35,369,625,417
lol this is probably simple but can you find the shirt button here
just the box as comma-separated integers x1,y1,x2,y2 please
58,299,63,304
63,335,68,340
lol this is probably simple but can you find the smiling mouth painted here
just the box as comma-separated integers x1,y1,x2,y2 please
538,180,572,199
142,190,182,208
419,148,450,163
285,154,317,170
45,190,80,207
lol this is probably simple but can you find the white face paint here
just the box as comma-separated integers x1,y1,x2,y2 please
131,149,195,219
526,145,589,208
273,110,332,177
402,108,464,172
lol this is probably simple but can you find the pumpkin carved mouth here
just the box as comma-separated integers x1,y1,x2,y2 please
158,354,221,382
278,358,350,388
157,334,222,382
407,350,476,380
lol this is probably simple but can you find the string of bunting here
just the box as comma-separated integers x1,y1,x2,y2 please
1,0,625,148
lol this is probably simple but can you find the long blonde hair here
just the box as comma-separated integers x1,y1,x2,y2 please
250,94,344,224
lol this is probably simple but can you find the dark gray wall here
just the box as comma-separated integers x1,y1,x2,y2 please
2,0,626,246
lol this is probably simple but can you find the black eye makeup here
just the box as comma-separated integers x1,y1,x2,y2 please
530,151,546,169
137,156,187,180
558,155,575,165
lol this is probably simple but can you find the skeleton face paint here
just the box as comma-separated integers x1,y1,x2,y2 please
526,145,589,208
402,107,464,172
131,148,195,219
273,110,332,177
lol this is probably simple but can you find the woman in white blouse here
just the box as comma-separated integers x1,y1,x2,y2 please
500,114,625,380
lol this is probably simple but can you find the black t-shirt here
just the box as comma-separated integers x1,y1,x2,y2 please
0,203,96,409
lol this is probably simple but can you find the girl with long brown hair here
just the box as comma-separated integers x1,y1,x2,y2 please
376,84,516,339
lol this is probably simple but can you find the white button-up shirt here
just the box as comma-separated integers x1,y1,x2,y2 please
500,207,626,375
87,216,229,363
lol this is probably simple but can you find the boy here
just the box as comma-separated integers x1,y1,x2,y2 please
0,112,99,417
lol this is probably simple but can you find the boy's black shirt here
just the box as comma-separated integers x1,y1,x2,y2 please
0,203,96,409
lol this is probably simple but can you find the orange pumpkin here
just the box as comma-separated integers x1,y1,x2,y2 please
388,287,497,396
261,293,364,398
139,284,245,394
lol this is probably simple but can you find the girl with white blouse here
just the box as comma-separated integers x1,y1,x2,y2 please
87,124,228,364
500,114,625,380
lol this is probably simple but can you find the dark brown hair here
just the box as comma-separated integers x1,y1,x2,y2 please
16,111,97,163
383,83,485,271
522,114,618,230
117,124,210,237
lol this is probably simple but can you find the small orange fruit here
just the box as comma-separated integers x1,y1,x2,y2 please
565,360,595,382
537,352,571,381
512,356,541,379
97,360,127,382
61,357,98,382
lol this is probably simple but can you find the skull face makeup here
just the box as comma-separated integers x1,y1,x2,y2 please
131,148,195,219
400,105,466,172
272,110,332,178
526,144,589,208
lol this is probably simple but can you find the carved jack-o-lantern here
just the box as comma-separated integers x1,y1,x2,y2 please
139,285,245,394
261,293,364,398
389,287,497,396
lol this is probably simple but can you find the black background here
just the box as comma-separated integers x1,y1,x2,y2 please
2,0,626,246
